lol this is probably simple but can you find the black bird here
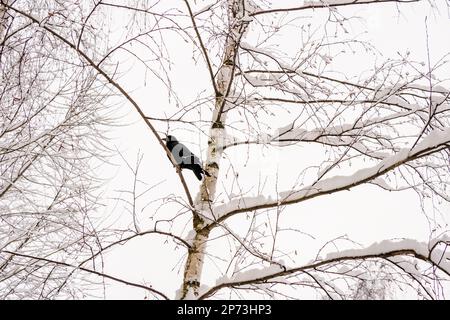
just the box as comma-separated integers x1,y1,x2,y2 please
162,135,211,181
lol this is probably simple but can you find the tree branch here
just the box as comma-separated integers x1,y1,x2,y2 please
199,245,449,299
2,250,169,300
209,128,450,227
250,0,422,17
2,2,194,207
183,0,219,97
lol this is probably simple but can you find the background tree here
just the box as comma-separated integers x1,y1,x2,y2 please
0,0,114,299
1,0,450,300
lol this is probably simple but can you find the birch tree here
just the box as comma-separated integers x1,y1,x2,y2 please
2,0,450,300
0,0,113,298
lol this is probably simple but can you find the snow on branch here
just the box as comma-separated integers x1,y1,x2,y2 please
211,128,450,222
250,0,423,17
198,235,450,299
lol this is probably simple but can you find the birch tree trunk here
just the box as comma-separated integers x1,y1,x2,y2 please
179,0,248,300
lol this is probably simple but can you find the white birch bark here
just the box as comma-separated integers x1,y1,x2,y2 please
179,0,249,300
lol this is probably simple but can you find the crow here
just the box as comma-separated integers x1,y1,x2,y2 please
162,135,211,181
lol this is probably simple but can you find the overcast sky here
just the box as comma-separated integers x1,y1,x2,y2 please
90,1,450,299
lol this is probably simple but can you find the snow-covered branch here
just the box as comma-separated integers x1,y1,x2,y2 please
2,250,169,300
251,0,423,17
212,128,450,223
199,236,450,299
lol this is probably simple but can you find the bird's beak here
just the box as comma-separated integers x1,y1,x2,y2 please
162,137,166,141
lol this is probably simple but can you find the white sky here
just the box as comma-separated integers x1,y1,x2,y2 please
92,0,450,299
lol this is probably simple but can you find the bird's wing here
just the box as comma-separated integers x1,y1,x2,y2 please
192,154,201,165
177,143,201,165
170,142,186,164
181,154,201,166
172,143,201,165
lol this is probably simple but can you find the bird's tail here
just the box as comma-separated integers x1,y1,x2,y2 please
194,168,211,181
193,168,203,181
203,168,211,177
193,165,211,181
